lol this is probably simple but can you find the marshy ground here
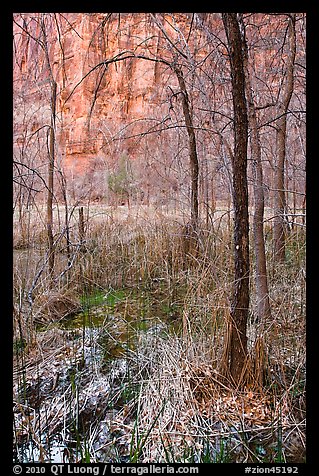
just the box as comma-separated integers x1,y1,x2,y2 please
13,204,306,463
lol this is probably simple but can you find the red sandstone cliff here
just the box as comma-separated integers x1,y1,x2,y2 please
13,13,306,203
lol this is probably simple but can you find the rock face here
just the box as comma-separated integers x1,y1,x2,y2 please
13,13,306,204
58,15,162,167
14,14,174,184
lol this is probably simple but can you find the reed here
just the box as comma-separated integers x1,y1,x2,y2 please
13,204,306,463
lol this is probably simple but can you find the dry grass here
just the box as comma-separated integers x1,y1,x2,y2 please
13,202,306,463
108,328,305,462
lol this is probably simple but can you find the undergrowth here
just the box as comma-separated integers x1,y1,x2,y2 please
13,206,306,463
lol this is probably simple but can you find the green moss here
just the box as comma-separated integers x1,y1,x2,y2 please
79,287,130,310
13,338,27,355
79,289,106,309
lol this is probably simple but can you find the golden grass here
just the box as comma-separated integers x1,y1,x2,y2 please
13,202,306,462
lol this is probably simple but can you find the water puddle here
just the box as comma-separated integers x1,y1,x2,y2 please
13,286,179,463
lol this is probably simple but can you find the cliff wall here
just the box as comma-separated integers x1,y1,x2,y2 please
13,13,306,204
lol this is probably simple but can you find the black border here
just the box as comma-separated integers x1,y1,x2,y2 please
5,3,316,474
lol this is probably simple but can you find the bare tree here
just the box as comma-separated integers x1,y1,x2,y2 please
14,14,58,280
40,14,58,279
222,13,250,386
239,14,272,323
273,14,296,262
174,66,199,230
64,13,201,230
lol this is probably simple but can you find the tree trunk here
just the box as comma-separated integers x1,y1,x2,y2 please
79,206,86,252
41,14,57,280
239,14,272,323
273,14,296,262
251,123,272,322
60,171,71,267
222,13,250,386
47,80,57,278
291,160,296,231
175,66,199,230
273,113,288,262
204,153,210,227
302,185,306,227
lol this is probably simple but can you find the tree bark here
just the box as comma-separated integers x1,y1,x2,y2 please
222,13,250,386
273,14,296,262
47,80,57,278
302,184,306,227
79,206,86,252
175,66,199,230
41,14,57,280
239,14,272,323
